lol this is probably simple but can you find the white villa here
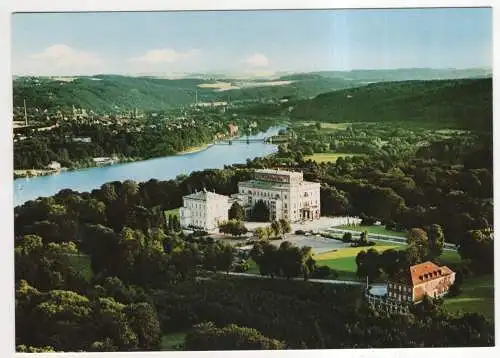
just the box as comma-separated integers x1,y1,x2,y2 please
233,169,321,222
47,161,61,171
179,189,231,231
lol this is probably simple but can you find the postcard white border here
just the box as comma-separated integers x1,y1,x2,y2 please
1,1,498,358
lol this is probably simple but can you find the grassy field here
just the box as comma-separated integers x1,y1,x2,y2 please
305,152,360,163
314,240,405,280
159,332,187,351
335,224,407,238
313,239,462,282
443,275,494,320
67,254,93,281
319,122,352,130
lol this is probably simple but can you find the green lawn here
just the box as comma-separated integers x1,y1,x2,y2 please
443,275,494,320
314,240,405,280
246,239,462,284
67,254,93,281
314,257,359,280
160,332,187,351
335,224,407,238
435,250,463,267
305,152,361,163
314,240,461,283
247,259,259,274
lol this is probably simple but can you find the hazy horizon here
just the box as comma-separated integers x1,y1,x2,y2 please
12,66,493,79
12,8,492,77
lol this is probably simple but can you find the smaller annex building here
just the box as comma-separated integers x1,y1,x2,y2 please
179,189,230,232
366,261,456,314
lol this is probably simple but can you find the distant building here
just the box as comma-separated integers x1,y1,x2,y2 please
72,137,92,143
196,101,228,108
228,123,239,137
235,169,320,222
47,161,61,171
92,156,118,166
179,189,230,231
366,261,456,314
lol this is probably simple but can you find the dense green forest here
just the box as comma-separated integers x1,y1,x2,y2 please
291,78,493,131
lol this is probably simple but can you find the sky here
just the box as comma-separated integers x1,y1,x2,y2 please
11,8,493,76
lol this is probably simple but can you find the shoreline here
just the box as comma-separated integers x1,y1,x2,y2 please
176,143,215,155
13,125,285,180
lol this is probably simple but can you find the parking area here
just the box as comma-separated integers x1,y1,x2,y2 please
268,234,349,254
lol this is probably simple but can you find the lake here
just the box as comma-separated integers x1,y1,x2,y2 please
13,126,284,207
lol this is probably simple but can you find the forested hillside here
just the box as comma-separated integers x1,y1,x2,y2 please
12,75,363,113
13,69,491,115
309,68,491,82
291,78,493,131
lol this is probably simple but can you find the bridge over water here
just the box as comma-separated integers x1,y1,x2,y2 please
215,137,272,145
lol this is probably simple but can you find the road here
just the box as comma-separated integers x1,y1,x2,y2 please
222,271,363,286
326,228,458,252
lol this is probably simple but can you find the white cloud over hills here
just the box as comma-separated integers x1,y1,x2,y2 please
15,44,105,76
129,48,200,64
242,53,270,68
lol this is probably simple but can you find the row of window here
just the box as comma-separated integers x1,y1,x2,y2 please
388,283,412,293
388,291,412,302
242,189,288,200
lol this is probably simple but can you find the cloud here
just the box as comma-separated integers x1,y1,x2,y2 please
29,44,104,68
13,44,105,76
129,48,200,64
242,53,269,68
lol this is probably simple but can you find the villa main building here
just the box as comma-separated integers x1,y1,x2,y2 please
234,169,321,222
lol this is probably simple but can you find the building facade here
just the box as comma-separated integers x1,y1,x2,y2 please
235,169,320,222
179,189,230,231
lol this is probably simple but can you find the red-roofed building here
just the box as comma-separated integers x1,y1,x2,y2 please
366,261,456,314
388,261,456,303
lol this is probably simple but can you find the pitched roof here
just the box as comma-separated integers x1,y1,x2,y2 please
409,261,454,286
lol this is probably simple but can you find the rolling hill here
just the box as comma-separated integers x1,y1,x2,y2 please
12,75,364,113
290,78,493,131
13,68,491,114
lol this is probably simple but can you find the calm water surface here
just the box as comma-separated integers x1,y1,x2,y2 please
13,126,283,206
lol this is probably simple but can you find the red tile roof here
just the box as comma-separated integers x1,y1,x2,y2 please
409,261,454,286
